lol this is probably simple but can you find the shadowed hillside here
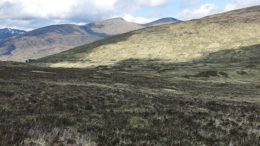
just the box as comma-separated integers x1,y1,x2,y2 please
199,44,260,63
109,44,260,83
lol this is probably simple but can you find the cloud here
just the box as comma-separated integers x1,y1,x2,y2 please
0,0,170,30
0,0,168,20
0,0,118,20
122,14,156,24
224,0,260,11
177,3,217,20
1,0,259,30
0,0,74,19
139,0,169,7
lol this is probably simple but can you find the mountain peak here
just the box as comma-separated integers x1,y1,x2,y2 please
0,28,26,42
158,17,179,21
0,28,25,32
100,17,126,23
109,17,125,21
145,17,182,26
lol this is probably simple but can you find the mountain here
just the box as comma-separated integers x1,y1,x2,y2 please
0,18,144,61
34,6,260,68
144,17,182,26
88,17,144,35
0,28,25,42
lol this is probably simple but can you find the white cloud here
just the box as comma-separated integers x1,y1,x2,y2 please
0,0,168,20
0,0,119,19
122,14,156,24
225,0,260,11
1,0,259,30
139,0,169,7
177,3,217,20
0,0,170,29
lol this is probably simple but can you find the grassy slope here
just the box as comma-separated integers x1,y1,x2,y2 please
35,6,260,68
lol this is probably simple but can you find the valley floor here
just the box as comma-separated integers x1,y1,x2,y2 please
0,61,259,146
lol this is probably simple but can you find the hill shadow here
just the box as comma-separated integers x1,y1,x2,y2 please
108,44,260,75
82,24,110,38
197,44,260,64
114,44,260,66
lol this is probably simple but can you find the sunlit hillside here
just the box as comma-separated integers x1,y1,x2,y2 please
35,6,260,68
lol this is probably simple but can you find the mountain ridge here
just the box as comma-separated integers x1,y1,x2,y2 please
0,18,144,61
0,17,182,62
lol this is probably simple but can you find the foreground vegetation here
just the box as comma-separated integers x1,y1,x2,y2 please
0,54,259,145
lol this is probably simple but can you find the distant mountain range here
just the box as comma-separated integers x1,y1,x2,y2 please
0,17,181,61
0,28,26,42
33,6,260,68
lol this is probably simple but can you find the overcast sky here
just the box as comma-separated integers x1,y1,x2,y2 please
0,0,260,30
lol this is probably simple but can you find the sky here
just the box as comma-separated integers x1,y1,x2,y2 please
0,0,260,30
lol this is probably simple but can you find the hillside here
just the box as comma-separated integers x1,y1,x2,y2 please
202,5,260,23
0,18,144,62
35,6,260,68
0,28,25,42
